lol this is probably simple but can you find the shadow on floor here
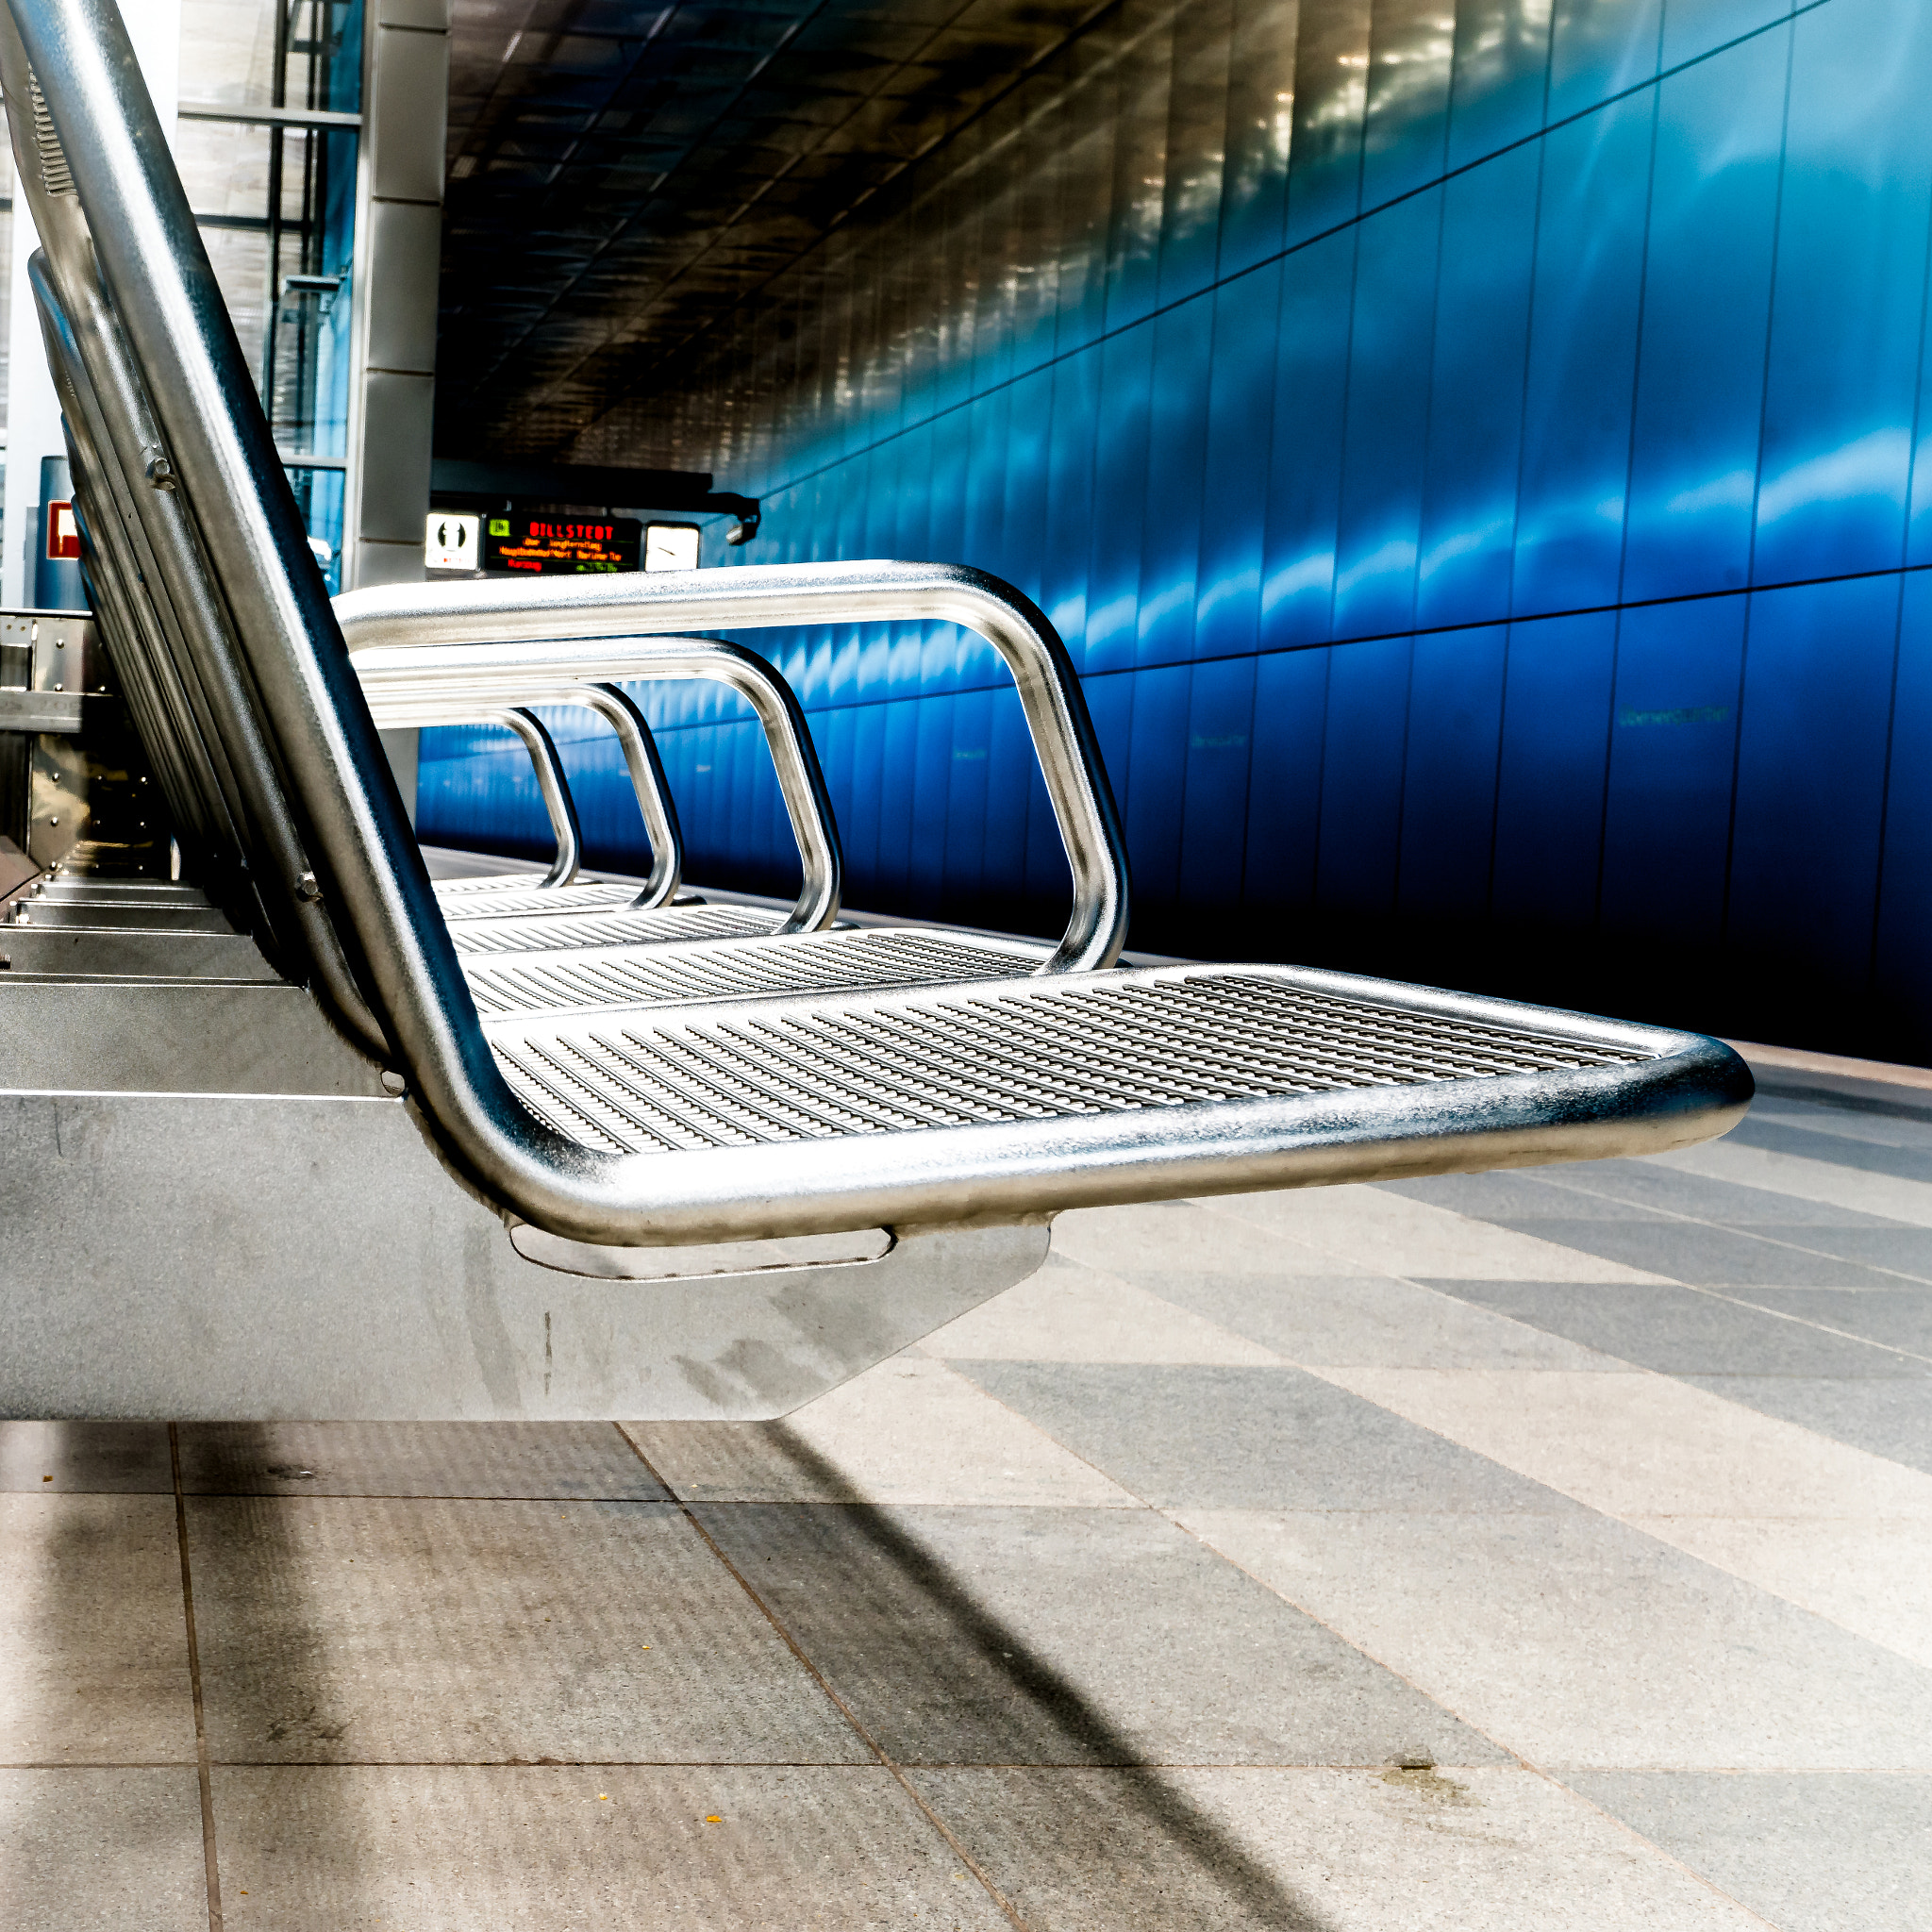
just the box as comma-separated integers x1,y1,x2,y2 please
698,1421,1343,1930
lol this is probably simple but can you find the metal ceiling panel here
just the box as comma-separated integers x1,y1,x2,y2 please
439,0,1108,458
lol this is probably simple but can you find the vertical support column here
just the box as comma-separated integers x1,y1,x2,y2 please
348,0,450,820
2,0,179,609
347,0,448,593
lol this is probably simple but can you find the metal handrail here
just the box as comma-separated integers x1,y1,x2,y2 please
333,564,1128,974
366,681,684,909
369,703,583,890
572,686,681,909
353,639,842,932
488,709,580,891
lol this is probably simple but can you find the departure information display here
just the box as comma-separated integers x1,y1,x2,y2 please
482,514,641,575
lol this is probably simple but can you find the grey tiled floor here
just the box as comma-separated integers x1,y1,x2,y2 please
7,1049,1932,1927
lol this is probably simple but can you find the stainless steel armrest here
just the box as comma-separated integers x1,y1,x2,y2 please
369,698,582,890
577,685,682,909
333,562,1128,972
368,681,684,908
352,638,838,933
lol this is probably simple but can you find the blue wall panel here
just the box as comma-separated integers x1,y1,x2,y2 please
1753,0,1932,584
422,0,1932,1056
1332,190,1441,641
1510,90,1652,616
1416,147,1537,631
1727,575,1900,981
1875,574,1932,1014
1397,625,1507,919
1620,26,1786,604
1490,611,1617,929
1598,596,1745,945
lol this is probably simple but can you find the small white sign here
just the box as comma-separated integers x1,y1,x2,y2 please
425,510,479,572
644,523,700,572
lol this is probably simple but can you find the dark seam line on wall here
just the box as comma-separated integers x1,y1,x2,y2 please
1721,20,1801,956
589,560,1932,735
1488,9,1565,922
732,0,1839,519
1596,24,1665,929
1866,174,1932,989
474,555,1932,754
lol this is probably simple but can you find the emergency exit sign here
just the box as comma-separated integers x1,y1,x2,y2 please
484,514,641,575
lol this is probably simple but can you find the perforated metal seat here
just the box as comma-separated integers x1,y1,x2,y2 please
487,965,1657,1165
463,926,1048,1020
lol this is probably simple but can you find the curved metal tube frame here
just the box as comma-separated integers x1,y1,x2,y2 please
373,703,582,891
334,566,1126,974
490,710,580,890
369,682,684,910
7,0,1146,1246
356,641,839,932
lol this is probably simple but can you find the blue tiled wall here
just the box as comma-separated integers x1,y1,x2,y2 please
422,0,1932,1055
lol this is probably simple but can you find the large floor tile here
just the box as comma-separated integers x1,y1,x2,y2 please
1318,1366,1932,1519
1184,1508,1932,1769
210,1764,1008,1930
1750,1099,1932,1151
625,1354,1136,1506
188,1495,863,1764
919,1255,1283,1364
691,1504,1499,1769
1729,1224,1932,1279
1738,1285,1932,1356
1447,1157,1905,1227
1123,1268,1622,1370
0,1422,173,1494
1384,1167,1679,1223
1656,1139,1932,1229
1566,1771,1932,1932
1730,1114,1932,1183
0,1494,194,1763
0,1768,206,1928
1047,1201,1340,1280
952,1363,1584,1511
1623,1516,1932,1667
1473,1218,1901,1287
175,1422,666,1500
1203,1185,1673,1281
908,1766,1768,1930
1422,1279,1927,1375
1677,1374,1932,1474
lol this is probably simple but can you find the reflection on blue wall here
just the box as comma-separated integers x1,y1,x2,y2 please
422,0,1932,1056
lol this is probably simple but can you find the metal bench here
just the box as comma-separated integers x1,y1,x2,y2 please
0,0,1751,1423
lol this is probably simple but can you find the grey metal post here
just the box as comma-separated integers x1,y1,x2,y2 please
352,0,452,820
